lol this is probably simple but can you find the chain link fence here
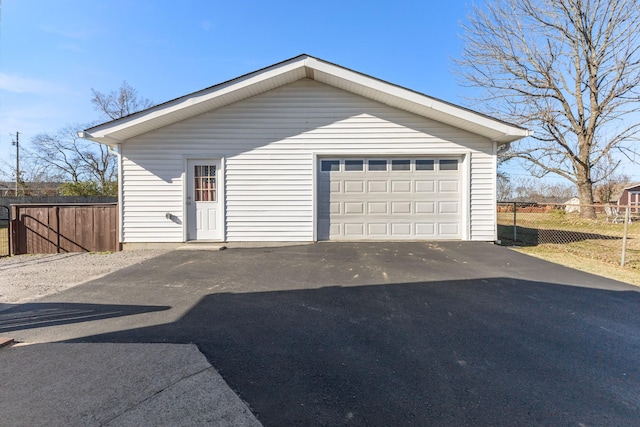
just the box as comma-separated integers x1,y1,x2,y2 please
497,202,639,269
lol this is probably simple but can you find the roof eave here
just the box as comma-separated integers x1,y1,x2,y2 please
77,131,121,148
81,54,531,144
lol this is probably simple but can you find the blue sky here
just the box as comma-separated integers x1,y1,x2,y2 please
1,0,637,183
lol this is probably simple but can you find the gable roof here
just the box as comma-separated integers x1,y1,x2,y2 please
623,182,640,191
605,182,640,202
80,54,531,146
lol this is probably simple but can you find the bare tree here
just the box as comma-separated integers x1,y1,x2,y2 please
30,123,117,195
0,149,67,195
497,173,514,201
91,81,154,121
456,0,640,218
510,177,576,203
24,82,155,196
31,124,87,184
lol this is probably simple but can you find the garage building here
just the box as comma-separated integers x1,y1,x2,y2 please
80,54,529,247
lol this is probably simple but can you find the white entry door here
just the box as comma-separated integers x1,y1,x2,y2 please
187,159,221,241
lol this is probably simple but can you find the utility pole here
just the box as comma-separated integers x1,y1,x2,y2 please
11,132,19,196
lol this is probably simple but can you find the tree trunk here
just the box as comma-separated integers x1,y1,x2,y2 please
576,164,596,219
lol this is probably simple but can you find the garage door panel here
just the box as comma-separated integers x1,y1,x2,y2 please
391,223,412,235
329,222,340,236
415,223,436,236
368,181,388,192
368,223,388,235
344,223,364,235
391,180,412,193
439,180,459,192
391,201,412,214
344,180,364,193
439,201,460,214
438,223,460,236
318,157,462,240
415,201,435,214
368,202,388,214
344,202,364,214
415,180,435,193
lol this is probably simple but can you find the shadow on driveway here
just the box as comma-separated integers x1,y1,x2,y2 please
65,276,640,426
0,303,170,334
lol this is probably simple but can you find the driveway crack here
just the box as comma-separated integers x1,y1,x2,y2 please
100,365,213,426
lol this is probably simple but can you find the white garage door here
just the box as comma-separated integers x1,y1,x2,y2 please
318,158,462,240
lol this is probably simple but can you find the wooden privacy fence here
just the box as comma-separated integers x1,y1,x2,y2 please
11,203,119,254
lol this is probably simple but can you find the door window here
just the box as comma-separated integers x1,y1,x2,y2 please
194,165,216,201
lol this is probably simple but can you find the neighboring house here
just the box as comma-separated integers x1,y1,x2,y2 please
618,183,640,213
80,54,530,248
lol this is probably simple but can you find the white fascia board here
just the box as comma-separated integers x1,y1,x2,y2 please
304,57,530,143
77,131,121,148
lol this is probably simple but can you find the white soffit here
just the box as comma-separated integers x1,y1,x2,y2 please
81,55,530,145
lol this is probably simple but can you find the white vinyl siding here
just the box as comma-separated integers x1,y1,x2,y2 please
120,79,496,242
225,154,314,239
469,151,498,241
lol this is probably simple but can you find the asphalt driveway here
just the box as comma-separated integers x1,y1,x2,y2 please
3,242,640,426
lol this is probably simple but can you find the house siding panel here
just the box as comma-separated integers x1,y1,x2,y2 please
120,79,496,242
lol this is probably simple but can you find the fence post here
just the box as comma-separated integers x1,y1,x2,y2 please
621,206,630,267
55,206,61,253
513,202,517,243
11,205,18,255
0,206,9,257
7,206,10,257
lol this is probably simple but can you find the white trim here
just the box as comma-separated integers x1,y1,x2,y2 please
181,159,187,242
312,152,318,242
220,157,227,241
462,152,471,241
183,151,232,159
312,149,470,156
491,141,498,241
77,131,122,149
116,143,124,244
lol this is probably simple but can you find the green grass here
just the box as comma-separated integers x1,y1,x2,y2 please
498,210,640,286
514,245,640,287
